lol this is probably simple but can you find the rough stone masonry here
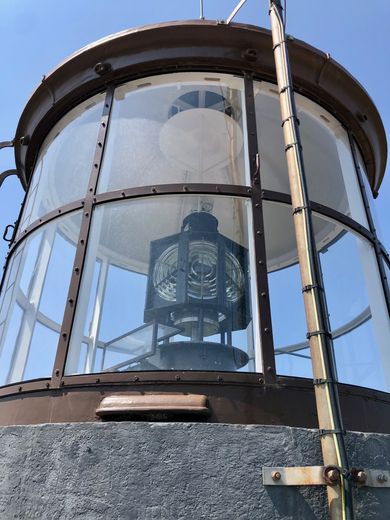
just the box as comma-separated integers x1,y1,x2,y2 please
0,423,389,519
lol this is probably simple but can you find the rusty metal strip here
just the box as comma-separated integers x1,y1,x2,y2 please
263,466,390,488
263,466,328,486
96,393,209,417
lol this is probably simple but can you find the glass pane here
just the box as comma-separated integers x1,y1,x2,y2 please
23,322,59,380
263,201,311,378
315,213,390,392
98,73,249,193
355,144,386,242
66,196,257,375
254,82,367,223
19,94,104,229
0,211,81,385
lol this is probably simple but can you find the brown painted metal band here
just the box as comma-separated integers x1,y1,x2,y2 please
1,374,390,434
94,183,252,204
11,199,85,251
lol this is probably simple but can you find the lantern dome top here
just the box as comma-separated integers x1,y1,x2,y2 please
14,20,386,194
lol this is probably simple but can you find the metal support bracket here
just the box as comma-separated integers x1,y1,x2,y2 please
263,466,390,488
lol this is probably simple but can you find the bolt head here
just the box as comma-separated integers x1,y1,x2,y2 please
271,471,281,481
356,470,367,483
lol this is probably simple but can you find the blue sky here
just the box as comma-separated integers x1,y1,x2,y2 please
0,0,389,265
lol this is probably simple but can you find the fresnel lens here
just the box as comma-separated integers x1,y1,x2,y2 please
142,210,250,370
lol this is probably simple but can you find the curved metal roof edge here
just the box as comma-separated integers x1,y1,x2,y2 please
14,20,387,194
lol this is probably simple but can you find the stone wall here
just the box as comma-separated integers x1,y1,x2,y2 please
0,423,389,519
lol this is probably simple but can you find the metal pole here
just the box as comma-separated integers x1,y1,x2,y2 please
226,0,247,24
199,0,204,20
268,1,354,519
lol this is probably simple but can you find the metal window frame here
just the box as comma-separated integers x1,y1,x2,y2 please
0,69,388,405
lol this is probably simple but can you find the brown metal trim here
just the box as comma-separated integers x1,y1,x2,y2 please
51,87,114,387
11,200,85,251
244,74,276,382
0,378,51,398
261,189,376,246
13,21,386,194
94,183,252,205
1,374,390,433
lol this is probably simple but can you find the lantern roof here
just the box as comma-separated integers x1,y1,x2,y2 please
14,20,387,194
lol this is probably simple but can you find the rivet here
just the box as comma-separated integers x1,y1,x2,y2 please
255,203,260,208
46,382,50,388
152,187,157,193
58,209,62,214
175,375,181,381
94,164,98,169
96,378,100,383
121,192,126,197
98,142,102,148
102,122,106,127
68,298,74,304
272,471,281,481
258,260,264,265
256,230,261,235
80,239,84,245
133,376,139,382
183,186,188,192
355,470,367,483
258,378,264,384
217,376,223,382
62,332,67,339
55,369,60,376
264,327,270,333
261,292,266,297
85,212,89,217
75,267,80,273
61,381,65,387
18,386,23,392
89,188,93,192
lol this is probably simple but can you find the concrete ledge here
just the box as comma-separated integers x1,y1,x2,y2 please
0,423,389,519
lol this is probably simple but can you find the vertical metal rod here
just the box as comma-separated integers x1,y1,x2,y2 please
268,1,354,519
199,0,204,20
244,74,276,382
226,0,247,24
